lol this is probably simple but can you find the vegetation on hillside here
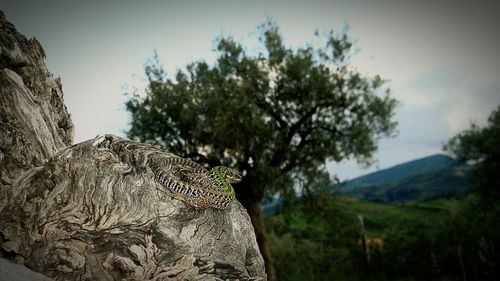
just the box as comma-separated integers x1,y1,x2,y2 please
266,106,500,280
262,155,472,214
338,161,472,202
341,154,459,188
267,194,499,281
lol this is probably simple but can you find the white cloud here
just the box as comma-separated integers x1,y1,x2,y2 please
445,81,500,133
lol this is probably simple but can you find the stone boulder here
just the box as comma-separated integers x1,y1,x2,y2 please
0,11,266,281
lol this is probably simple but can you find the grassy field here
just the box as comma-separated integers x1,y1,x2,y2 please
334,197,459,236
265,195,492,281
268,196,457,236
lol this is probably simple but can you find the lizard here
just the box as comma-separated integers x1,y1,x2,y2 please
100,134,241,210
149,156,242,209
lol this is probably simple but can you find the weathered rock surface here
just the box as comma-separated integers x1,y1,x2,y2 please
0,11,266,281
0,11,74,190
1,135,266,280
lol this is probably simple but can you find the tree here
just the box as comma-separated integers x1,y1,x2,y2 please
125,21,397,280
444,107,500,280
444,105,500,201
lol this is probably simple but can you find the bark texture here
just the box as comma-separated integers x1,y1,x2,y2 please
0,11,266,281
0,11,73,187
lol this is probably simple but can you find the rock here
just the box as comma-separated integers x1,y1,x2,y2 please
0,11,266,281
1,135,266,280
0,10,74,198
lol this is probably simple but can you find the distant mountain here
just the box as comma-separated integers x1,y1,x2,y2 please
335,154,472,202
261,154,473,215
341,154,458,189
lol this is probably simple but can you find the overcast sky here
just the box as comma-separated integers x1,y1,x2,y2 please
2,0,500,180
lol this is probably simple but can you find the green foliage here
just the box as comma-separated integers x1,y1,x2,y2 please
125,20,397,201
444,105,500,200
267,196,364,281
267,195,500,281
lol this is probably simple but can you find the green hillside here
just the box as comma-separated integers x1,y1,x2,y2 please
267,195,498,281
333,198,451,236
268,196,452,245
262,155,472,215
336,154,472,202
342,154,458,188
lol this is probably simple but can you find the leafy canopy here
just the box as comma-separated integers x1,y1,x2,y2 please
125,21,397,200
445,105,500,200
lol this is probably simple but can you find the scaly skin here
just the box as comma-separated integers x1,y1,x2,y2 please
207,166,242,198
150,157,241,209
101,135,241,209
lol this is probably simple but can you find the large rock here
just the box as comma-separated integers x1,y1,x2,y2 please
0,10,73,203
1,135,266,280
0,11,266,280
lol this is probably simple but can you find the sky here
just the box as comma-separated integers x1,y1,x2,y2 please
2,0,500,180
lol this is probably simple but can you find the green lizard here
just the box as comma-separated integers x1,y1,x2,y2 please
150,157,242,209
102,135,241,209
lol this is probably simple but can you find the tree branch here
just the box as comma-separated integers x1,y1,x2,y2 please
253,95,288,129
269,102,332,168
279,137,312,175
285,100,339,143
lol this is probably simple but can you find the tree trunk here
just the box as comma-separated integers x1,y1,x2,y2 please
0,11,267,281
246,202,276,281
236,179,276,281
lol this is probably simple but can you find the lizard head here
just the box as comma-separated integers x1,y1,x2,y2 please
212,166,242,184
